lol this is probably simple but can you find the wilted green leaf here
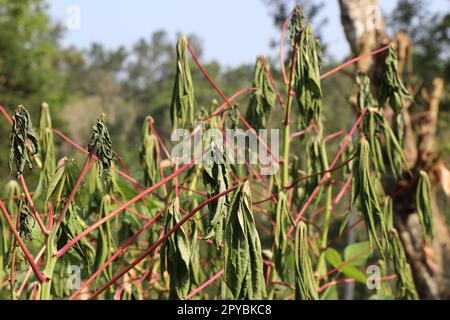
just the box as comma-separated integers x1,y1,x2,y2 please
160,198,191,300
202,143,231,247
294,221,318,300
224,182,266,300
9,105,39,177
387,229,418,300
88,114,114,185
416,171,434,243
245,58,277,130
171,35,196,130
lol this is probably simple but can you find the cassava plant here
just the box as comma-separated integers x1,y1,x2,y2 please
0,4,440,301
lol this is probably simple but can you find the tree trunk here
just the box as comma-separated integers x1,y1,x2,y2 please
338,0,450,299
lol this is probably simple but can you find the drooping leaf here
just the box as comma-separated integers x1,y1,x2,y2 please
18,203,35,241
57,206,95,266
202,143,231,247
273,191,290,280
245,58,277,130
9,105,39,177
387,229,418,300
160,198,191,300
87,114,115,185
302,134,329,207
290,5,323,129
35,102,56,200
46,158,84,209
294,221,318,300
379,44,413,145
170,35,196,130
379,44,413,115
356,73,376,109
351,138,387,253
416,171,435,243
140,116,161,187
224,182,266,300
93,195,116,286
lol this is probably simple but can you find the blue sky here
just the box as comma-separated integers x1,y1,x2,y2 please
47,0,447,68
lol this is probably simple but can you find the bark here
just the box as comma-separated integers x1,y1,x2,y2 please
338,0,450,299
338,0,388,73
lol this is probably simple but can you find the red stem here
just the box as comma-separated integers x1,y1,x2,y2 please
187,269,224,300
318,275,396,293
16,246,46,298
0,105,13,124
52,129,146,191
19,175,49,236
0,200,48,282
206,87,257,119
320,45,390,80
186,42,283,165
55,158,197,258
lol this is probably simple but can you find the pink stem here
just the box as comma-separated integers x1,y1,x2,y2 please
320,45,390,80
57,155,95,224
187,269,224,300
186,42,283,165
0,200,48,282
207,87,257,119
16,245,46,298
19,175,49,236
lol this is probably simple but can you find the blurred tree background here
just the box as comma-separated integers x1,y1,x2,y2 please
0,0,448,298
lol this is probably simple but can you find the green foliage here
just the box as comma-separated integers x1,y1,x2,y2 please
8,105,39,177
416,171,435,242
245,58,277,130
224,182,266,300
170,35,197,130
294,222,318,300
